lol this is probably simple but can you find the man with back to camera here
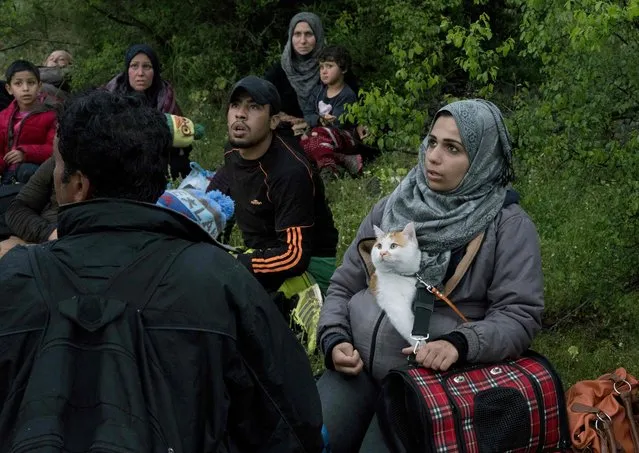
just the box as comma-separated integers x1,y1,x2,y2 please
0,89,324,452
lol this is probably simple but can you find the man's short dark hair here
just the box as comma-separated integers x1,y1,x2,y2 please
5,60,40,83
317,46,352,73
57,90,170,203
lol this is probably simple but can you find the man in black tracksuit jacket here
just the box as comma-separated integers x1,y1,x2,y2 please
0,91,324,452
208,76,338,298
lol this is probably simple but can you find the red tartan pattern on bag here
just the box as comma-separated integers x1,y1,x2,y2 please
406,355,565,453
409,368,461,452
447,361,542,451
517,357,563,448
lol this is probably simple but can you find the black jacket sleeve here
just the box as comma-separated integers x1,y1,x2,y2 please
206,164,231,195
236,164,315,281
303,85,321,128
264,62,304,119
237,225,313,282
5,157,57,242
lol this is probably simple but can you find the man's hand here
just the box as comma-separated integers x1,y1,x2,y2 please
276,113,304,125
4,149,25,165
320,114,336,126
291,121,309,136
48,229,58,241
332,342,364,376
289,117,306,125
356,125,369,140
402,340,459,372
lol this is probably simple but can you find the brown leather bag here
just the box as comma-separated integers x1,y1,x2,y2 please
566,368,639,452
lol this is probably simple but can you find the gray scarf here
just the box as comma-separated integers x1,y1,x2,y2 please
381,99,513,287
280,12,325,114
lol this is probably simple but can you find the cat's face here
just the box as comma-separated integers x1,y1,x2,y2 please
371,222,421,274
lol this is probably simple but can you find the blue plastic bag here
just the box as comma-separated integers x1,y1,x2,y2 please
176,162,215,191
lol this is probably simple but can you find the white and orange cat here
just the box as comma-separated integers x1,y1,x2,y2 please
370,222,421,345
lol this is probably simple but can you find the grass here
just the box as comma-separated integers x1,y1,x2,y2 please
186,100,639,388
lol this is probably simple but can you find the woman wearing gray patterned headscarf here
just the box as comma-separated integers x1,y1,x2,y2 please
265,12,325,135
316,99,543,452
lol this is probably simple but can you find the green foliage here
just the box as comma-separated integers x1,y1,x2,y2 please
342,0,526,151
512,0,639,330
445,13,515,96
516,0,639,166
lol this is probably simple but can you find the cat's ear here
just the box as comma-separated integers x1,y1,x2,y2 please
373,225,385,239
403,222,417,241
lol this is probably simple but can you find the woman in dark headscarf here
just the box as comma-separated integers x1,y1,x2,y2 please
104,44,190,177
105,44,181,115
265,12,325,135
316,99,544,452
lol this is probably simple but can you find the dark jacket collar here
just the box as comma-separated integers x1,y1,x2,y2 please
57,198,220,245
504,188,520,206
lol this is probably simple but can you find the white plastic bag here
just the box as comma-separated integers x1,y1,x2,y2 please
177,162,215,191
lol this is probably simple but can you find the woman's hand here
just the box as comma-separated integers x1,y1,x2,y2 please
402,340,459,372
332,342,364,376
4,149,25,165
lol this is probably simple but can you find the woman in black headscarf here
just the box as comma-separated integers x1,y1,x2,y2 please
105,44,190,177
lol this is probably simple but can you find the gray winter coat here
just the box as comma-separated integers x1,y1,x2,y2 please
317,197,544,382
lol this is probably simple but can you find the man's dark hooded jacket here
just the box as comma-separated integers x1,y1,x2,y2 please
0,198,324,452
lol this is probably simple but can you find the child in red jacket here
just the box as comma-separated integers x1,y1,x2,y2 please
0,60,56,184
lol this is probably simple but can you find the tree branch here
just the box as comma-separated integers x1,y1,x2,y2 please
613,31,629,46
546,298,591,331
0,38,81,53
0,39,33,52
611,105,639,121
613,81,632,97
85,1,138,28
86,1,166,46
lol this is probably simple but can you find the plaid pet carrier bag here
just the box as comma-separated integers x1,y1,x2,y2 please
378,351,571,452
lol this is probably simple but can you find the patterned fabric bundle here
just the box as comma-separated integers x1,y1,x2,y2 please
302,126,360,175
157,188,234,240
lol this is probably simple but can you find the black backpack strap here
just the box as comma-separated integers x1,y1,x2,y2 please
411,284,436,341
